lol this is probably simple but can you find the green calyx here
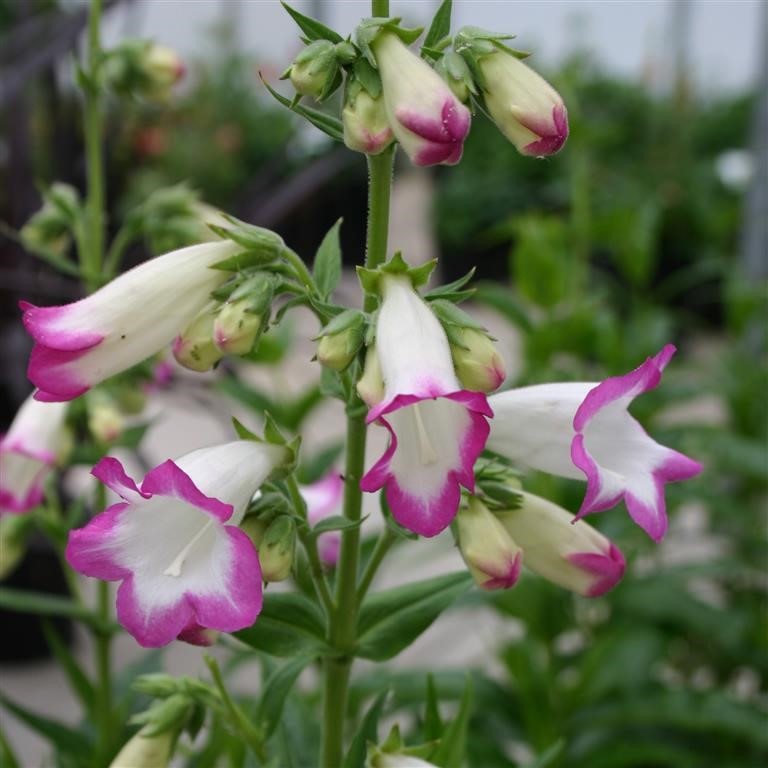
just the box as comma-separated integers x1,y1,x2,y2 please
355,17,424,67
357,252,437,300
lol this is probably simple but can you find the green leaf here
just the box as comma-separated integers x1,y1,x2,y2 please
311,515,367,536
41,620,96,715
424,674,444,741
343,690,389,768
424,268,476,301
429,299,487,331
0,691,93,758
261,76,343,141
281,1,344,43
235,592,329,657
524,740,565,768
257,656,315,739
313,219,343,299
431,676,472,768
0,587,96,624
423,0,453,52
356,572,473,661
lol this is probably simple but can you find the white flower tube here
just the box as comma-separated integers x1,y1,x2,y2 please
0,393,68,514
66,440,287,647
360,276,492,537
487,345,702,541
21,240,240,401
371,32,471,166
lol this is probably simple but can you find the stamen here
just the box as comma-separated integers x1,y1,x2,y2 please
412,403,438,465
163,519,213,577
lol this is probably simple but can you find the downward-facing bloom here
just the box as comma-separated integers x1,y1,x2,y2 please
66,440,287,647
21,240,240,401
371,32,471,166
302,471,344,565
477,48,568,156
487,345,702,541
1,393,68,514
360,275,492,537
497,491,626,597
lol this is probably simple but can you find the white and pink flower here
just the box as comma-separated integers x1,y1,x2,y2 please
360,275,492,537
302,471,344,565
66,440,287,647
487,345,702,541
498,491,625,597
371,32,471,166
21,240,239,402
1,393,68,514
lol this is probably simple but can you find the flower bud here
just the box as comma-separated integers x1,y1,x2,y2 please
213,274,274,355
342,88,394,155
109,724,174,768
288,40,338,99
143,43,185,95
478,50,568,156
497,491,625,597
316,309,366,371
456,496,522,590
172,306,223,372
20,184,80,258
240,514,271,549
371,32,471,166
87,391,124,444
258,516,296,582
356,344,385,407
450,329,505,393
0,516,30,580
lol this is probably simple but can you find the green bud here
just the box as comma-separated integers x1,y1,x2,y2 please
20,184,81,258
258,516,296,582
109,725,174,768
356,344,385,406
288,40,338,99
172,306,223,372
450,328,506,393
86,391,124,444
240,515,271,550
316,309,366,371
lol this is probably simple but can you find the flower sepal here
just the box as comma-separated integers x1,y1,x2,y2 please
232,415,299,479
207,217,287,270
355,18,423,67
366,724,439,768
357,252,437,303
434,52,476,103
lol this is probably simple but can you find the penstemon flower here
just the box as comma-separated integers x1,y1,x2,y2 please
486,345,702,541
360,274,492,537
302,471,344,565
21,240,240,401
1,393,68,514
497,491,626,597
66,440,287,647
371,32,471,166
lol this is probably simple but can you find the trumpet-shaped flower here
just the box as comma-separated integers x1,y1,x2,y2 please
360,276,492,537
21,240,240,401
371,32,471,166
66,440,286,647
487,345,702,541
498,491,626,597
1,393,68,514
302,472,344,565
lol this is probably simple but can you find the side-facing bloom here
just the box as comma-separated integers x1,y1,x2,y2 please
360,275,492,537
487,345,702,541
21,241,240,401
456,496,521,589
478,49,568,156
1,394,68,514
66,440,287,647
371,32,471,166
497,491,625,597
302,471,344,565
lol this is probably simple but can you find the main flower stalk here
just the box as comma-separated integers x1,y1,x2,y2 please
320,55,394,768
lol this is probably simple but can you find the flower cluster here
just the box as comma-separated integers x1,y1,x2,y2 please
280,15,568,166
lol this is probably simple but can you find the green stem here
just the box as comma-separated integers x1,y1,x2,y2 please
283,247,317,295
83,0,105,291
320,69,394,768
286,474,335,617
94,482,113,758
355,527,396,606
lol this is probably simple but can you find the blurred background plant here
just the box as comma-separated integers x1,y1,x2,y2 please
1,0,765,766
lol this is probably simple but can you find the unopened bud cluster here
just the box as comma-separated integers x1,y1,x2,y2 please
103,40,184,102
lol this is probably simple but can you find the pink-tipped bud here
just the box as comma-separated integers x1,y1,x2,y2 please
480,52,568,157
450,329,506,393
457,496,522,590
342,89,394,156
371,32,471,167
498,491,625,597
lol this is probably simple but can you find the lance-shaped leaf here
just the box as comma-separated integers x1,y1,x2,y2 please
281,1,344,43
257,656,315,739
313,218,343,299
